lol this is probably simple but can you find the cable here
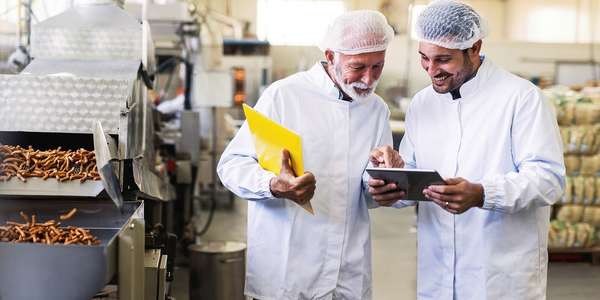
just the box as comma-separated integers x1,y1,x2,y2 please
183,60,193,110
159,65,177,99
196,106,219,237
195,193,216,236
147,56,185,101
153,56,183,76
24,1,38,24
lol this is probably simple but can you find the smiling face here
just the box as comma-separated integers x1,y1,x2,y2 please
325,50,386,100
418,40,482,94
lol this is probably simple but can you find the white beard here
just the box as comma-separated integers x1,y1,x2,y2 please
333,63,379,101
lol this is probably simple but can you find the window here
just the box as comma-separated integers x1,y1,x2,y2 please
409,0,600,44
257,0,346,46
409,4,426,40
527,7,576,43
0,0,73,25
1,0,73,49
508,0,600,43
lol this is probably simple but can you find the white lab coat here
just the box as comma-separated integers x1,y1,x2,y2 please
217,62,392,300
397,58,565,300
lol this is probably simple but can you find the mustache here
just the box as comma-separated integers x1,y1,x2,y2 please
350,81,372,89
433,72,452,79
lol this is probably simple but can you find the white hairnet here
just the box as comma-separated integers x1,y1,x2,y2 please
415,0,488,50
319,10,394,55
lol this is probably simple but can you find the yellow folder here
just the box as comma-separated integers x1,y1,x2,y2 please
242,104,314,214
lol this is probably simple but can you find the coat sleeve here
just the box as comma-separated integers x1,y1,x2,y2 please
361,102,416,209
481,88,565,213
216,89,280,201
393,101,417,208
362,103,393,209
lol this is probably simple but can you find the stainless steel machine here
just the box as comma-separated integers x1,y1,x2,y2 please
0,2,174,299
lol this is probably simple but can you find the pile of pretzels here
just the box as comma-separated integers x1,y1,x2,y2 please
0,208,101,246
0,145,100,183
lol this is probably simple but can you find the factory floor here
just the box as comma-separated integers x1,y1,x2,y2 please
171,199,600,300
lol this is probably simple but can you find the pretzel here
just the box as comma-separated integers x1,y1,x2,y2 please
0,145,101,183
59,208,77,221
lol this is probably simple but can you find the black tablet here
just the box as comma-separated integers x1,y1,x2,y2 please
365,167,446,201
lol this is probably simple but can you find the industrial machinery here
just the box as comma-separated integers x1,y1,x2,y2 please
0,2,175,299
183,2,272,210
123,1,272,245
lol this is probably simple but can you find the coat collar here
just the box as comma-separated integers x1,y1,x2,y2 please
307,61,350,101
436,56,494,102
307,61,379,106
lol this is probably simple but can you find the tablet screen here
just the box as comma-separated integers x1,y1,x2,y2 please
366,168,445,201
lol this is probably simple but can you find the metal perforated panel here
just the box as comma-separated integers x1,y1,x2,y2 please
0,75,131,134
30,4,142,61
32,28,142,61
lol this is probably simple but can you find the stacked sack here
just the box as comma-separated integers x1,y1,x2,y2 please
546,86,600,248
549,220,596,248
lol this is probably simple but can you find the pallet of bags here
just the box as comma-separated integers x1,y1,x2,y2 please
548,219,595,248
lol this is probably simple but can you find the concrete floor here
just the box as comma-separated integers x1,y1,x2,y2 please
172,199,600,300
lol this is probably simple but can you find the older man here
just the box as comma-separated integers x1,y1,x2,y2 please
217,10,395,300
369,1,565,299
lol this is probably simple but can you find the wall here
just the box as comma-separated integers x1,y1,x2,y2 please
270,37,600,97
383,37,600,95
264,0,600,97
206,0,257,37
220,0,600,97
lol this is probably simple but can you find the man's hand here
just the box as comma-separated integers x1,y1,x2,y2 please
369,145,404,168
270,149,316,205
368,178,406,206
423,177,484,214
367,145,405,206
